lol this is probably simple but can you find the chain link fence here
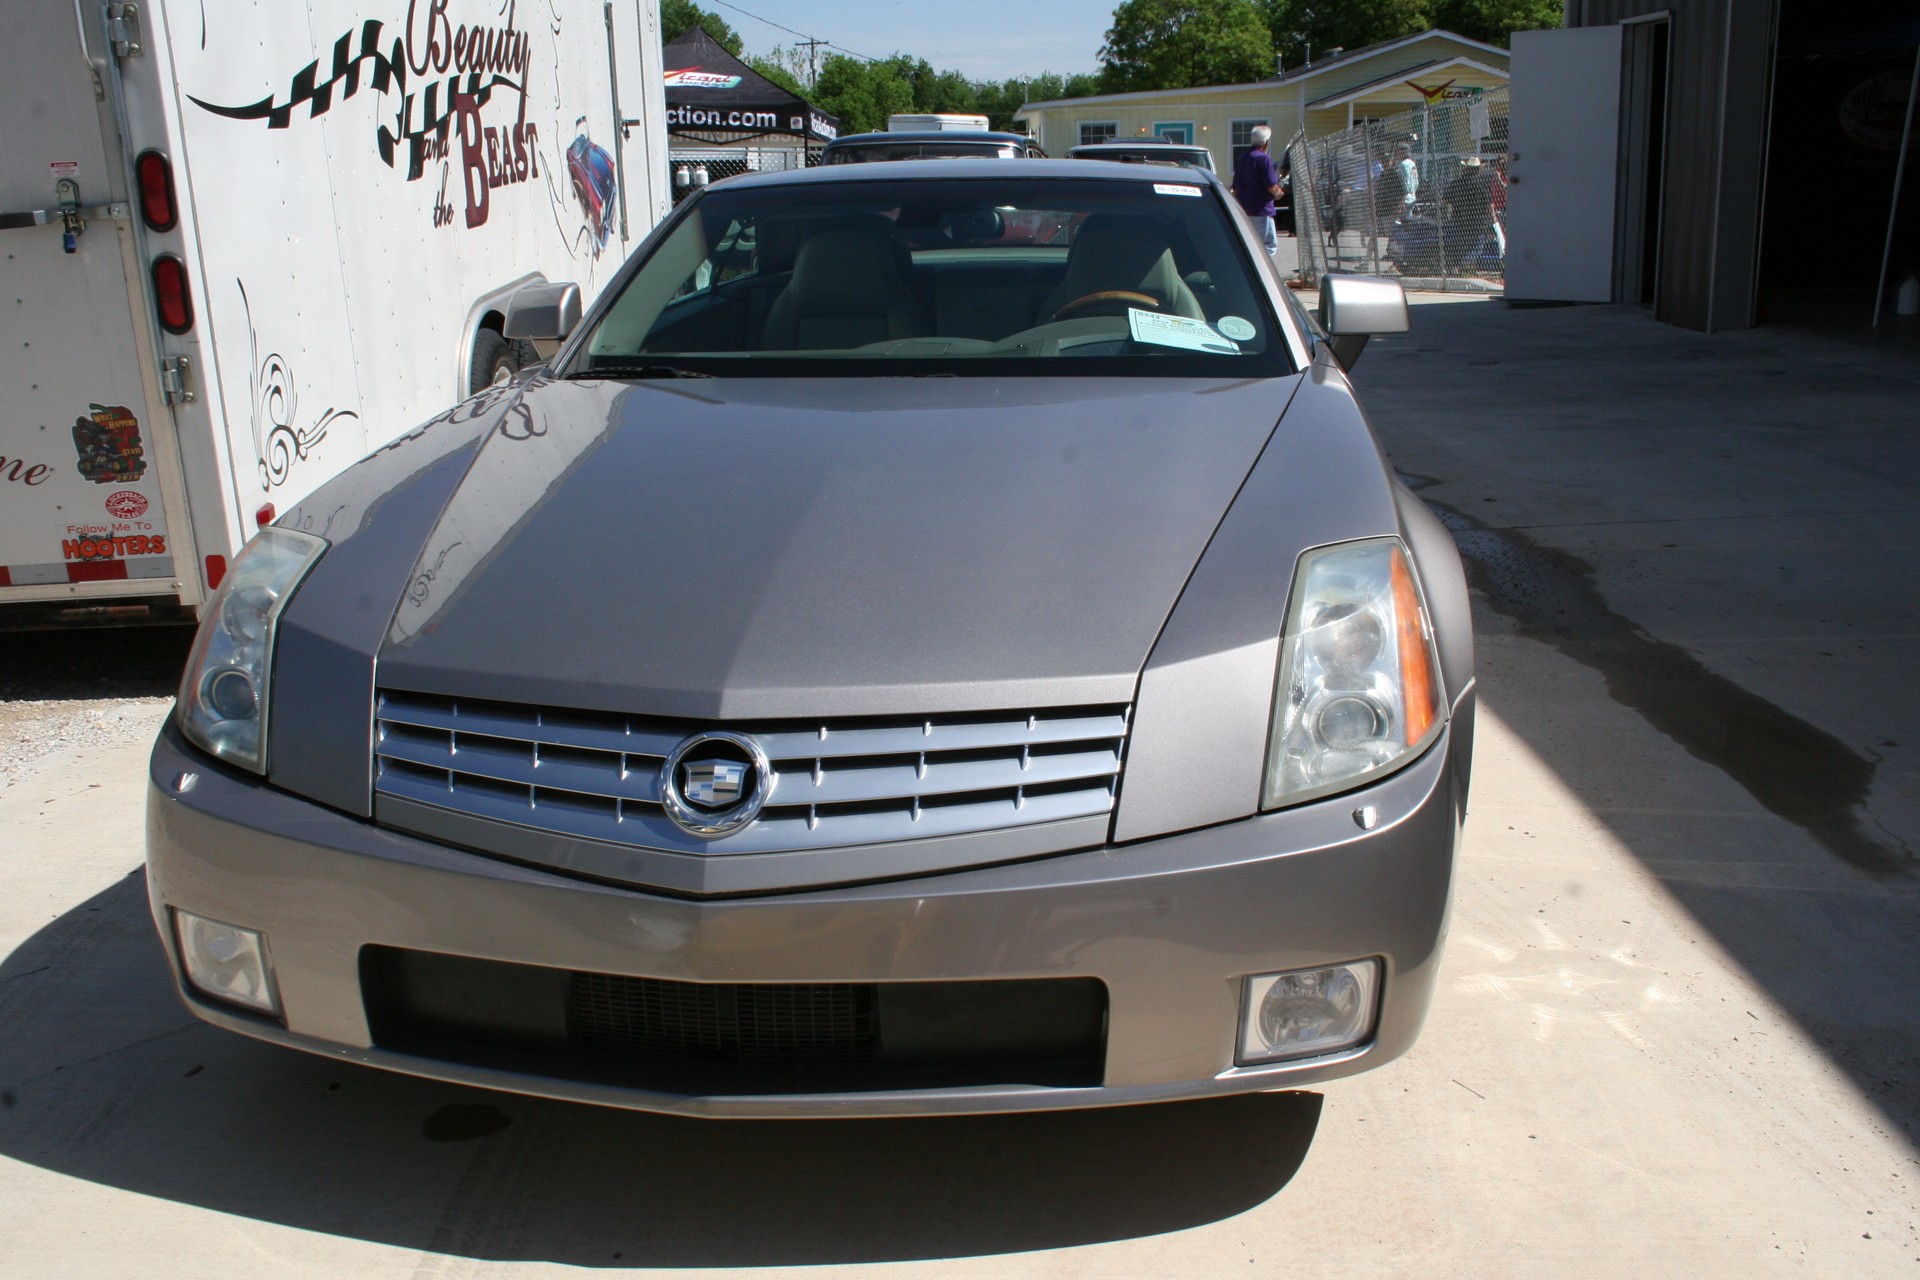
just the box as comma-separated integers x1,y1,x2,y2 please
668,145,819,204
1288,88,1509,292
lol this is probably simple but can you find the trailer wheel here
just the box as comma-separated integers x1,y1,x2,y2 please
469,330,539,394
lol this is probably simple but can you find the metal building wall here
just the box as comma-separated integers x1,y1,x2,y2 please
1566,0,1781,330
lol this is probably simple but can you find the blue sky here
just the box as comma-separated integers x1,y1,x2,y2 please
702,0,1122,81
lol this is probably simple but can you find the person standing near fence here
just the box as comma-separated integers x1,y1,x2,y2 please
1442,155,1494,272
1393,143,1419,211
1231,125,1287,257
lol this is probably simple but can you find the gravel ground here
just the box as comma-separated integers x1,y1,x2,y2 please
0,626,194,790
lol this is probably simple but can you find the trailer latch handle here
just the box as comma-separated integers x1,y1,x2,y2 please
56,178,82,252
0,196,131,241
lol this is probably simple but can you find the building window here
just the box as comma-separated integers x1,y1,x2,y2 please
1079,121,1118,146
1153,122,1194,144
1230,118,1271,168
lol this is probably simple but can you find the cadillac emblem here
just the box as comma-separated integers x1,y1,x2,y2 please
660,731,770,837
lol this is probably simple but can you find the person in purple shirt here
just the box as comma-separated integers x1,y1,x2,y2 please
1231,124,1289,256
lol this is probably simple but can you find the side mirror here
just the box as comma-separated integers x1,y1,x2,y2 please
503,280,582,359
1317,274,1409,369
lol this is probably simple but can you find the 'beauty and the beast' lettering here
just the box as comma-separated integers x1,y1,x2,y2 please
189,2,537,229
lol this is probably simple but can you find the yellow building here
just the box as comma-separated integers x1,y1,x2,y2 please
1016,29,1509,171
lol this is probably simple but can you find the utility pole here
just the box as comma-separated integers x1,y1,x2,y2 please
798,37,828,88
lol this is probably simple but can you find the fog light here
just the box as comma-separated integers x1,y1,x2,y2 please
175,911,279,1016
1238,959,1379,1065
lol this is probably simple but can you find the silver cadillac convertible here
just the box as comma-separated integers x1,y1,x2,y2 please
146,161,1474,1118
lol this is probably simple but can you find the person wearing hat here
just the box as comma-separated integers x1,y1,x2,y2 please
1231,124,1288,256
1442,154,1494,270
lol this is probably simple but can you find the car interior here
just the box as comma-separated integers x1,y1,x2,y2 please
579,179,1280,367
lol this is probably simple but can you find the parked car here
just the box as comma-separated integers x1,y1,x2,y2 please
822,130,1046,163
148,159,1474,1119
1068,139,1216,172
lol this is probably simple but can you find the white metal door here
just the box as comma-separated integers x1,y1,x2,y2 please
0,0,183,602
1506,26,1624,303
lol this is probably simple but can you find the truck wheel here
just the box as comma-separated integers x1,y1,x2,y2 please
468,330,539,394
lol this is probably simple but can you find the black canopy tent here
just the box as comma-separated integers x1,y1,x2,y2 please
663,27,839,147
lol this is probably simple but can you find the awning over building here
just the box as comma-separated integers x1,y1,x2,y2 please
663,27,839,144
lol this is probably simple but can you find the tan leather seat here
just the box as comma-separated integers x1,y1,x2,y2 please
761,227,929,349
1039,216,1206,321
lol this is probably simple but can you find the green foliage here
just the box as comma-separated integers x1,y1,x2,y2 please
1259,0,1558,67
806,53,1101,135
1099,0,1275,93
974,73,1103,130
1259,1,1426,69
812,55,916,134
1431,0,1561,48
746,52,808,98
661,0,742,56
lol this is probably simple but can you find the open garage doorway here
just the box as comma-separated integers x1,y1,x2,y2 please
1759,1,1920,328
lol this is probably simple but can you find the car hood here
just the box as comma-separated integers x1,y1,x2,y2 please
374,374,1300,719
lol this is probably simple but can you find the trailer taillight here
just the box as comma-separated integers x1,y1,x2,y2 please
135,150,178,232
152,255,194,334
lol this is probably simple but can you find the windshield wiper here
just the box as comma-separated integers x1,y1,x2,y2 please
567,363,716,380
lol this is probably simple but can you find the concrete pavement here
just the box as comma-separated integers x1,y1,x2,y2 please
2,298,1916,1277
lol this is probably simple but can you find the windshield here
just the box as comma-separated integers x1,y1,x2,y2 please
567,176,1292,378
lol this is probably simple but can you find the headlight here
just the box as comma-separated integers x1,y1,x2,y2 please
176,527,327,774
1263,537,1442,809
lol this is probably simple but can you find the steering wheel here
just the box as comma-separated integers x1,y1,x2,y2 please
1052,290,1162,322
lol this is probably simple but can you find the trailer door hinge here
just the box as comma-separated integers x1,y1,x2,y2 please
106,4,142,59
161,355,195,404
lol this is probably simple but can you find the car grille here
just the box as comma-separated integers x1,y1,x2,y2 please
361,946,1109,1093
571,974,877,1065
373,690,1130,855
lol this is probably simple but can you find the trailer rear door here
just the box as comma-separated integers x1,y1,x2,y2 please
0,5,188,608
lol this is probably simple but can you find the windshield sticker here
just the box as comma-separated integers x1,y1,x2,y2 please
1218,315,1257,342
1128,309,1240,354
1153,183,1203,197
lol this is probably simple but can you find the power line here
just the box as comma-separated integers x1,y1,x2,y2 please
702,0,877,63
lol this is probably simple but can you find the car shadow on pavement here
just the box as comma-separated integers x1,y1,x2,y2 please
0,873,1322,1266
0,626,194,702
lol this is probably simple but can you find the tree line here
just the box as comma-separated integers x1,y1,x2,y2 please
662,0,1558,135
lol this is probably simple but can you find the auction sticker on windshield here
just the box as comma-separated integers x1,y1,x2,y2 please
1128,308,1239,354
1154,184,1203,197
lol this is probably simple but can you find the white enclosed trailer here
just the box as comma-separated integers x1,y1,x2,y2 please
1,0,667,624
886,114,990,133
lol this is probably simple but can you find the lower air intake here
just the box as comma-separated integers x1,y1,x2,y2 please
363,947,1107,1094
571,973,877,1066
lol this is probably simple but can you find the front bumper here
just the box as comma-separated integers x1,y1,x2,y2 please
146,717,1464,1118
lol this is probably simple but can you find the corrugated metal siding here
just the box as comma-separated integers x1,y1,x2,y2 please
1573,0,1781,330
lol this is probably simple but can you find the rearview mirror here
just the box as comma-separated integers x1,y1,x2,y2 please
1317,274,1409,369
504,280,582,358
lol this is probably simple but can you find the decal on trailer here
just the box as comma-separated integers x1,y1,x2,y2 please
184,2,599,247
62,532,169,562
105,490,149,519
240,282,359,491
0,454,55,487
72,404,147,484
567,129,617,255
